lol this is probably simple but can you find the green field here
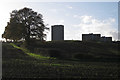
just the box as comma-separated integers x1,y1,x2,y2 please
2,41,120,79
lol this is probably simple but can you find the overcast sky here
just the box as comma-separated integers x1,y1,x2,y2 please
0,0,119,41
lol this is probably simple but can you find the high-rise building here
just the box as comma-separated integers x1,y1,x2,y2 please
51,25,64,41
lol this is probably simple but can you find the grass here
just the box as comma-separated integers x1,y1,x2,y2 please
2,42,120,79
31,41,120,61
9,43,69,67
10,43,54,60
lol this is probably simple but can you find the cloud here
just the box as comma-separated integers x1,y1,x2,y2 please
49,9,57,13
65,13,70,16
68,6,73,9
58,20,65,24
72,15,118,40
51,19,65,25
110,31,118,41
80,15,93,24
66,5,73,9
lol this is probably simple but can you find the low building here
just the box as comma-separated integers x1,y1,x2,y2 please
82,33,101,42
51,25,64,41
101,36,112,42
82,33,112,42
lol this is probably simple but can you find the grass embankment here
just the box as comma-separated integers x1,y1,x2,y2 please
10,43,53,60
29,41,120,61
2,42,120,79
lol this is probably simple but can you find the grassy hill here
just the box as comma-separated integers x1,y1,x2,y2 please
2,41,120,79
27,41,120,61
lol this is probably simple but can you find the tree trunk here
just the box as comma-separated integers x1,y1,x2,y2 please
25,25,31,45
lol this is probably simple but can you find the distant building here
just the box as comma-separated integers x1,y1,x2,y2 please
51,25,64,41
101,36,112,42
82,33,101,42
82,33,112,42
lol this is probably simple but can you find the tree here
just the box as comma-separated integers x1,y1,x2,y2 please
2,23,11,42
2,17,25,42
2,7,48,43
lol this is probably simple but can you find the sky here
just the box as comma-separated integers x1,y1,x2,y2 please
0,0,119,41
